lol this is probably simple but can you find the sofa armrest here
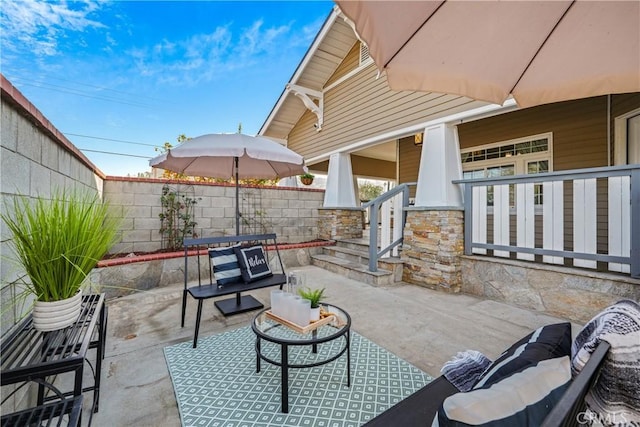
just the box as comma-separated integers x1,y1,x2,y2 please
541,341,610,427
363,376,458,427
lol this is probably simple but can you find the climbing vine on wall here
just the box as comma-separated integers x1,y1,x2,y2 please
159,184,200,250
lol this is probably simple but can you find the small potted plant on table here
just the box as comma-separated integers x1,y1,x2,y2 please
298,287,326,322
299,172,315,186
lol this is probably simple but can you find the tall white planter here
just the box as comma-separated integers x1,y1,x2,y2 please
32,290,82,332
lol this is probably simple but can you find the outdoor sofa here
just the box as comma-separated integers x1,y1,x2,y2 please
365,326,611,427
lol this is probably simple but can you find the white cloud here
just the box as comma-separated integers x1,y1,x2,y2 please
0,0,106,56
126,18,302,87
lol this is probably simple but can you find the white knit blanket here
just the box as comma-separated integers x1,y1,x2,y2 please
572,299,640,426
440,350,492,392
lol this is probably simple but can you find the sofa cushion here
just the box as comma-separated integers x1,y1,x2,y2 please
473,322,572,389
432,322,572,426
234,245,272,283
433,356,571,426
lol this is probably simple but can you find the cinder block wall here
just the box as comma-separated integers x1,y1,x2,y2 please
104,177,325,255
1,78,105,334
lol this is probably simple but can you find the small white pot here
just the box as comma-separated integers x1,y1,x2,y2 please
32,290,82,332
310,307,320,322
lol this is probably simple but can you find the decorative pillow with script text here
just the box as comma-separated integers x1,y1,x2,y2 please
234,245,273,283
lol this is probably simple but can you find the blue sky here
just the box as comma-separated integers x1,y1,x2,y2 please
1,0,334,176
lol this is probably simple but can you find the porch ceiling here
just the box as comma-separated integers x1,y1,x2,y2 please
259,8,358,141
355,141,396,162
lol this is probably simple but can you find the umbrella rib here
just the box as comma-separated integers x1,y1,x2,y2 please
509,0,576,97
383,0,446,69
181,157,200,175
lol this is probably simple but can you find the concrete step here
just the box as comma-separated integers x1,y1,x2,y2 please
310,253,399,287
334,237,371,252
321,245,404,280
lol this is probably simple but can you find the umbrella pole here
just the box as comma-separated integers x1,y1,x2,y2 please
235,156,240,236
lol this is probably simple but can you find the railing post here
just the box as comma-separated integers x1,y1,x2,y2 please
463,183,472,255
631,168,640,279
368,204,378,272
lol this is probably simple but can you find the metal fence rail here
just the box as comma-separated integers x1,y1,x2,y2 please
454,165,639,278
361,183,415,272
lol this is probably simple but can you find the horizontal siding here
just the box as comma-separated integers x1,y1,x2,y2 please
351,155,396,179
398,136,420,197
458,96,610,171
325,42,360,87
289,63,484,162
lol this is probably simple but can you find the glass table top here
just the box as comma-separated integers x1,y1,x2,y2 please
252,304,350,345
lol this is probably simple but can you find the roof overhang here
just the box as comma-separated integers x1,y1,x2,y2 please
259,6,358,141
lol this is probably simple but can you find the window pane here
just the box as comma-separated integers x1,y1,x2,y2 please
486,147,500,159
530,139,549,152
500,144,515,158
463,169,486,179
527,160,549,174
516,142,531,155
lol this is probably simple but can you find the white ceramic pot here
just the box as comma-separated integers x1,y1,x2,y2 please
32,290,82,332
310,307,320,322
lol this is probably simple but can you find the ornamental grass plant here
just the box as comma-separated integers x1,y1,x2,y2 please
1,190,121,302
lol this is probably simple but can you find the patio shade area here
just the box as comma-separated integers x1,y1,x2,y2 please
85,265,577,426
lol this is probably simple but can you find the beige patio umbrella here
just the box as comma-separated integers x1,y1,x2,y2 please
149,133,306,235
335,0,640,108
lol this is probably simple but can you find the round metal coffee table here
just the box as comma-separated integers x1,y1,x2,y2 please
251,305,351,413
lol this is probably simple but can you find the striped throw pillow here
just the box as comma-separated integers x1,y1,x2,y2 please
208,246,242,285
433,322,572,426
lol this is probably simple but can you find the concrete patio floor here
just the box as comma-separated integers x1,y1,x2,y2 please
88,265,581,426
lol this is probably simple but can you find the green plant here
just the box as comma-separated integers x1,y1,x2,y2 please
1,190,121,302
297,287,326,308
159,185,200,250
359,181,384,201
299,172,315,180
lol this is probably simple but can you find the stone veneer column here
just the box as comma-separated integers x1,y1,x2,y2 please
318,208,363,240
401,208,464,292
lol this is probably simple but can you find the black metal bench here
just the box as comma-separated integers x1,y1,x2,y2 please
180,233,287,348
364,341,611,427
1,395,83,427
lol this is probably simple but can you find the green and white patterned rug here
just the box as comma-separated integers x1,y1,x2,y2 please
164,326,432,427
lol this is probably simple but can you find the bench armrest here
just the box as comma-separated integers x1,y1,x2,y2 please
541,341,610,427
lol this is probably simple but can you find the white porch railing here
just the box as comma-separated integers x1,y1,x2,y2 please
455,165,639,278
361,183,415,272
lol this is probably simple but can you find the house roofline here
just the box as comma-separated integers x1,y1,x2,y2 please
258,7,339,138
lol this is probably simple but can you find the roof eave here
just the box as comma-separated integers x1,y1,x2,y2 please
258,7,340,138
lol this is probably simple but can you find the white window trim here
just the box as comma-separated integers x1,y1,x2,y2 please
614,107,640,165
461,132,554,175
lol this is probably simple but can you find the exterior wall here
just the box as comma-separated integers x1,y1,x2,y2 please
457,95,639,171
105,177,325,254
457,94,640,258
288,60,487,165
325,41,360,87
1,77,105,335
461,256,640,324
609,93,640,161
398,135,421,197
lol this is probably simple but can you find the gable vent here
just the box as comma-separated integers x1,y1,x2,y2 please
359,42,371,66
